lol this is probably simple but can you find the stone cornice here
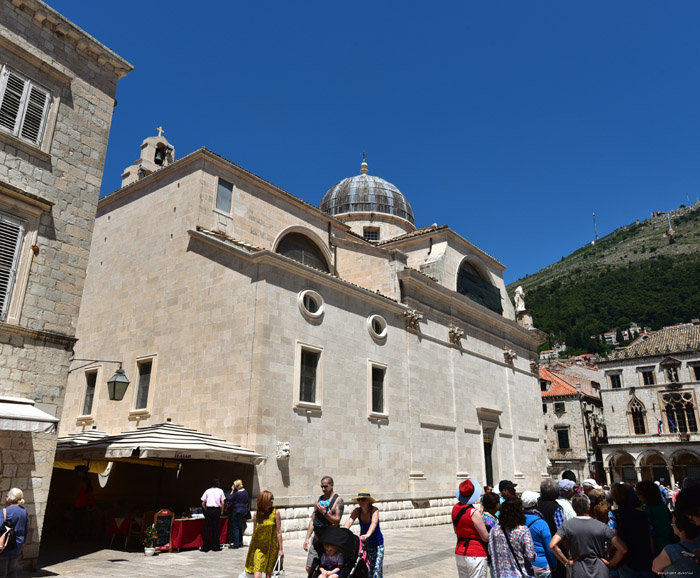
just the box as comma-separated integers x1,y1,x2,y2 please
397,268,546,347
10,0,133,79
0,321,76,348
0,180,54,212
187,229,405,312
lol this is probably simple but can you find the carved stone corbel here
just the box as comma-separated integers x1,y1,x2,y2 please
449,325,464,346
404,309,423,330
503,348,517,364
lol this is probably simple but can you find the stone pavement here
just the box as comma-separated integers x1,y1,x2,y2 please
19,524,457,578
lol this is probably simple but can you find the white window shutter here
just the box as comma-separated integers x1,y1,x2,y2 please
19,84,49,144
0,68,26,135
0,212,25,321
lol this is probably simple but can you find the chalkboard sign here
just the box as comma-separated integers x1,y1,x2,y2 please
154,509,174,552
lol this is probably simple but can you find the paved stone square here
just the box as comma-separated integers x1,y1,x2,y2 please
19,523,457,577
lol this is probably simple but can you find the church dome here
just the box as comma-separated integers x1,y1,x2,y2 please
319,160,415,225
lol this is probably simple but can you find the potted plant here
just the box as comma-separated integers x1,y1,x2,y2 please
143,525,157,556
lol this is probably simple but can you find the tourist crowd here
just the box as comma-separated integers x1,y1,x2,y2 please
452,476,700,578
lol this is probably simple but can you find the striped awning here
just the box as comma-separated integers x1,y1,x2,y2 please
0,397,59,434
56,422,265,465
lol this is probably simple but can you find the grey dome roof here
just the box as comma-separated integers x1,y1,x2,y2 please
319,163,414,225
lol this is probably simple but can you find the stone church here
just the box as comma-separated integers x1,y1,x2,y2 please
54,133,547,535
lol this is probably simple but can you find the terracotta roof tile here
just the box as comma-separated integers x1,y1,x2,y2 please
540,367,579,398
606,323,700,361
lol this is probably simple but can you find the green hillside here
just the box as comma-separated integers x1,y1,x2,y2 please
507,203,700,354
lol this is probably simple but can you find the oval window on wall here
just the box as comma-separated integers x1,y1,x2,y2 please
367,314,388,340
298,289,324,320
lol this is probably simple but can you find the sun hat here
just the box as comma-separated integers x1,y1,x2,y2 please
582,478,600,489
456,479,482,506
352,490,377,504
521,491,539,509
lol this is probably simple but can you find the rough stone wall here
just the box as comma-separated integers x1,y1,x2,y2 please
0,1,129,568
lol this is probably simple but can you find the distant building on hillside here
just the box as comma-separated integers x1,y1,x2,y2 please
540,349,557,361
598,321,700,485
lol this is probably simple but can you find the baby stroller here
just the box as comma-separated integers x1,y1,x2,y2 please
307,527,369,578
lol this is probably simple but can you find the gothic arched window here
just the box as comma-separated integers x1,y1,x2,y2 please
276,232,329,273
663,391,698,434
456,262,503,314
628,398,646,435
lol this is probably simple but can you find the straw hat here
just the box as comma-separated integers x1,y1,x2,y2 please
352,490,377,504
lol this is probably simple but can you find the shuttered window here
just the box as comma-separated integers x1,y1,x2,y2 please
0,212,25,321
0,67,50,146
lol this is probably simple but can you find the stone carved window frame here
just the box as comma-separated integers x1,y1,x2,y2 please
367,360,388,419
606,370,623,389
658,389,699,434
129,354,158,417
637,366,656,386
627,396,647,435
0,189,47,325
294,341,323,411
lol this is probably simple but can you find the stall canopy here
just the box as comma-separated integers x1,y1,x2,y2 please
0,396,59,433
55,422,265,466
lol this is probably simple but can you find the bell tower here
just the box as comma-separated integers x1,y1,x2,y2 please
121,127,175,186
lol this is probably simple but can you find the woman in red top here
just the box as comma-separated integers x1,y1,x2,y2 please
453,479,489,578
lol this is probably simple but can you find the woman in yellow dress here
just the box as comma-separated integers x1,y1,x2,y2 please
244,490,283,578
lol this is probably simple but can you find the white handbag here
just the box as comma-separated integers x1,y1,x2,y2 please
272,555,285,578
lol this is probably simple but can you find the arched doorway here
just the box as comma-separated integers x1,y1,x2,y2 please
562,470,577,483
609,453,636,483
671,450,700,483
639,452,670,483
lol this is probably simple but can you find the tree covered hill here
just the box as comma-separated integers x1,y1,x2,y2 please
507,203,700,353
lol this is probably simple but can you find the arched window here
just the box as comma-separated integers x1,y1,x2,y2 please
663,392,698,433
628,397,646,435
276,233,329,273
456,262,503,314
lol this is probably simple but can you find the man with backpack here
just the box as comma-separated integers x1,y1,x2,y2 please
304,476,344,574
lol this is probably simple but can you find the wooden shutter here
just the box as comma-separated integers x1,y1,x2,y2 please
0,212,25,321
20,84,49,144
0,67,50,145
0,68,25,134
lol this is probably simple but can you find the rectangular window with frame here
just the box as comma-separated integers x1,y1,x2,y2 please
82,370,97,416
0,66,50,146
363,227,380,241
556,428,570,449
299,348,321,404
640,368,656,386
0,211,25,321
609,374,622,389
215,178,233,214
692,365,700,382
554,401,565,413
135,360,152,410
542,403,547,414
369,363,387,415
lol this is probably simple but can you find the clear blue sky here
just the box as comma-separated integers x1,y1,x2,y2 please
48,1,700,284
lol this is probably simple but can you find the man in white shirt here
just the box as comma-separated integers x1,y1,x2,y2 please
556,479,577,521
200,478,226,552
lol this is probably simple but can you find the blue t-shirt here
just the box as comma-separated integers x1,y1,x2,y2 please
1,506,28,559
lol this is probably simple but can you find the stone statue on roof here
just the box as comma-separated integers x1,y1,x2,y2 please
514,286,526,313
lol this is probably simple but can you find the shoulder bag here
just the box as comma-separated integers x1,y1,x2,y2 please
0,509,17,553
503,527,534,577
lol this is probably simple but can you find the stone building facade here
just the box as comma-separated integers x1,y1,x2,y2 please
0,0,131,567
56,137,547,537
540,366,606,483
598,321,700,485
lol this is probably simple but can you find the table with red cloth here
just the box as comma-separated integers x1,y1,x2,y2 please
171,517,228,551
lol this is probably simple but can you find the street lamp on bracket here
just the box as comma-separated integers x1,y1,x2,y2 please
68,358,131,401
